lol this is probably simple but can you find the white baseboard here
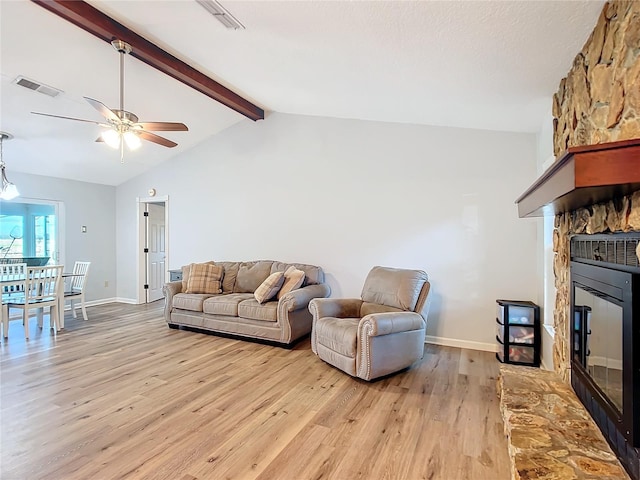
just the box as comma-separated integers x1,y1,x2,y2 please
114,297,139,305
425,335,496,353
63,297,139,310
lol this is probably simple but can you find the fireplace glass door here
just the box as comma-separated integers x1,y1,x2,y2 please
574,286,623,413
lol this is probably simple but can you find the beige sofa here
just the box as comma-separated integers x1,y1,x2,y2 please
163,260,331,346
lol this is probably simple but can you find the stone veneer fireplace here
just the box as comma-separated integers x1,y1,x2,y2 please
516,139,640,478
512,2,640,476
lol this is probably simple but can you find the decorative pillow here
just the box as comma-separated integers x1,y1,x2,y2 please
182,260,216,292
185,263,223,294
277,266,306,299
254,271,285,304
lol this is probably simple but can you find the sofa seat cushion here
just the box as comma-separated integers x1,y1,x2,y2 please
360,302,404,317
173,293,217,312
237,299,278,322
203,293,254,316
315,317,359,358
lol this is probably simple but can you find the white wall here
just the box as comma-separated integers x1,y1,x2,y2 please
116,112,538,349
535,107,556,370
3,171,117,302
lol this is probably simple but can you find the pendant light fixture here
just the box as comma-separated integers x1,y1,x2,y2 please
0,132,19,201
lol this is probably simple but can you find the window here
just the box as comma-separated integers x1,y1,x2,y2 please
0,200,58,264
0,215,23,258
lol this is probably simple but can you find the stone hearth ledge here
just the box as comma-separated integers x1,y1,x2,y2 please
499,364,629,480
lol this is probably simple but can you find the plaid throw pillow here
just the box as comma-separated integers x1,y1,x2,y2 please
182,260,215,292
277,266,305,299
185,263,223,294
254,271,285,304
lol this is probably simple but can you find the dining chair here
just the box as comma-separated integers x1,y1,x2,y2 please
1,262,27,338
64,261,91,320
5,265,63,339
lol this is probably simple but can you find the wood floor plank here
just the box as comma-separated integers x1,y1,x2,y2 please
1,302,510,479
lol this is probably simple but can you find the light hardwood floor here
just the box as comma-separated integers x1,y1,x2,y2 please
1,302,510,480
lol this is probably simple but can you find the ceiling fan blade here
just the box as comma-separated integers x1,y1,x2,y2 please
84,97,120,122
138,131,178,148
31,111,109,127
136,122,189,132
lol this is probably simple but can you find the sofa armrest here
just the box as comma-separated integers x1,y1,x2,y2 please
277,283,331,344
162,281,183,322
308,297,363,320
358,311,425,337
280,283,331,312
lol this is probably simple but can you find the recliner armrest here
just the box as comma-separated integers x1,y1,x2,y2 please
309,297,363,320
280,283,331,312
359,311,425,337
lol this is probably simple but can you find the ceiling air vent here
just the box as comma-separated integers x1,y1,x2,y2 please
13,76,63,98
196,0,245,30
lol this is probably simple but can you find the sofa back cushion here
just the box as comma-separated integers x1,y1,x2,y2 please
234,261,273,293
216,261,241,293
361,266,428,312
270,261,324,286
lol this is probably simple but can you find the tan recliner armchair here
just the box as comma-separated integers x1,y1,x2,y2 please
309,266,431,381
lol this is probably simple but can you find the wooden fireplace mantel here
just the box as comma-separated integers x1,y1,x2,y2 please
515,138,640,218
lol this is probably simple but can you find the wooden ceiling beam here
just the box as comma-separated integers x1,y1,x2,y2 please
31,0,264,121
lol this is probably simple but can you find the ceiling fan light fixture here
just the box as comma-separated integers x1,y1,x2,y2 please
124,131,142,150
30,38,188,161
0,132,19,201
101,129,121,149
1,175,19,201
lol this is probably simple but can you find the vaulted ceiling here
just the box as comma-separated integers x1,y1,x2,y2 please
0,0,604,186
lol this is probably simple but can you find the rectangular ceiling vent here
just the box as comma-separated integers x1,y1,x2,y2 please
13,76,63,98
196,0,245,30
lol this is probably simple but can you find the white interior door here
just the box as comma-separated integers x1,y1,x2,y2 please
146,203,165,303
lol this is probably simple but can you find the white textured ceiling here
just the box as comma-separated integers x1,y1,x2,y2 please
0,0,604,186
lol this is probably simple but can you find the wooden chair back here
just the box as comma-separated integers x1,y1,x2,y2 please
1,262,27,295
69,261,91,293
25,265,63,303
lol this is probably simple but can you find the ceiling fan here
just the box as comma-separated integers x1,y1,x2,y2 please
32,39,188,162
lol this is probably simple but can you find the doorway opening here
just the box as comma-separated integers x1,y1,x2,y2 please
136,196,169,304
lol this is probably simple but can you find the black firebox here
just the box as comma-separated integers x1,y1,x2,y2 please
571,233,640,479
